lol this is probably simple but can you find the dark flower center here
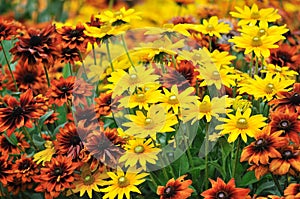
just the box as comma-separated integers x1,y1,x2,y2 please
216,191,228,199
62,47,74,55
71,135,81,146
23,73,36,84
19,160,30,170
278,52,291,63
12,106,23,117
279,120,290,130
290,93,300,105
29,35,43,46
255,138,267,149
53,167,64,176
282,150,293,160
164,186,176,197
59,85,69,93
69,30,81,37
0,25,5,32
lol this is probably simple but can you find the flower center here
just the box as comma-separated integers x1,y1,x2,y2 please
135,93,146,102
69,29,81,37
251,11,260,19
118,176,130,187
236,117,248,129
216,191,228,199
59,85,69,93
164,186,175,197
290,93,300,105
29,35,42,46
19,160,30,170
23,73,36,84
71,135,81,146
192,53,202,61
199,101,212,113
206,24,215,31
134,145,145,153
279,120,290,130
282,150,293,159
129,74,138,82
264,83,275,94
84,174,95,185
168,95,179,104
144,118,153,125
251,36,262,47
211,70,221,80
12,106,23,117
258,29,266,36
53,167,63,176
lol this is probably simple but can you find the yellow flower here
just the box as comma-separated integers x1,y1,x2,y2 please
84,24,129,39
33,141,55,166
215,108,267,143
192,16,231,38
230,96,252,113
118,84,163,110
182,95,227,123
106,66,160,98
123,105,178,139
208,48,236,68
96,7,141,26
159,85,198,114
229,32,282,58
119,138,160,170
230,3,281,26
145,23,195,37
72,168,108,198
238,73,295,101
100,168,148,199
260,63,298,79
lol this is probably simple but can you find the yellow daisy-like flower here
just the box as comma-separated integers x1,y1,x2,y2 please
193,16,231,38
119,85,163,110
84,24,129,39
119,138,160,170
96,7,141,26
123,105,178,139
208,48,236,68
72,169,108,198
260,63,298,79
106,66,160,98
159,85,198,114
100,168,148,199
182,95,227,123
215,108,267,143
230,96,252,113
145,23,195,37
33,141,55,166
238,73,295,101
229,32,282,58
230,3,281,26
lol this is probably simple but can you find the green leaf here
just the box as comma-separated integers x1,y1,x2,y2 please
4,133,18,146
54,122,68,135
209,161,226,178
38,110,54,127
239,171,259,186
172,153,189,176
32,134,45,147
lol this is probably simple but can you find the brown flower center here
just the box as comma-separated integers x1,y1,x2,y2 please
211,71,221,80
12,106,23,117
168,95,179,104
251,11,260,19
134,145,145,153
264,83,275,94
199,101,212,113
84,174,95,185
129,74,138,82
29,35,43,46
59,85,70,93
71,135,81,146
258,29,266,36
282,150,293,159
236,117,248,129
279,120,290,130
216,191,228,199
118,176,130,187
290,93,300,105
206,24,215,31
69,30,81,37
251,36,262,47
23,73,36,84
144,118,153,125
135,93,146,102
19,160,31,170
164,186,175,197
53,167,63,176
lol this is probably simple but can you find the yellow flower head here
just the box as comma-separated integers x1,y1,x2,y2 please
215,108,267,143
230,3,281,26
119,138,161,170
33,140,55,166
260,63,298,80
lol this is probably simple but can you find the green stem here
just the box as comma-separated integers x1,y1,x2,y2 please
149,172,158,187
232,136,241,178
68,62,73,76
0,41,18,91
92,43,97,65
208,37,212,52
121,34,136,71
108,0,114,10
43,65,50,87
204,122,209,190
249,52,254,77
22,127,38,150
271,174,283,195
105,39,114,72
255,56,259,76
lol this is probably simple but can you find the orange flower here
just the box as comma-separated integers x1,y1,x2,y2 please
0,154,13,185
269,146,300,175
13,155,39,183
34,155,80,199
284,183,300,199
247,164,269,180
0,89,44,136
269,108,300,144
0,17,22,41
269,83,300,112
240,126,288,165
46,76,75,106
58,46,81,65
201,178,250,199
0,132,30,154
157,175,193,199
94,92,113,117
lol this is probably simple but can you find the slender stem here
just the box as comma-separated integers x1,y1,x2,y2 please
149,172,158,187
92,43,97,65
68,62,73,76
121,34,136,71
232,136,241,178
249,52,254,77
255,56,259,76
43,65,50,87
0,41,18,91
108,0,114,10
208,37,212,52
204,122,209,190
271,173,283,195
22,127,38,150
105,39,114,72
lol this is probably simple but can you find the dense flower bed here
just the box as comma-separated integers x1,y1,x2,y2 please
0,0,299,198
